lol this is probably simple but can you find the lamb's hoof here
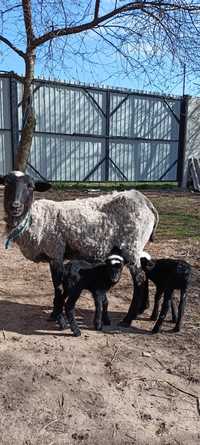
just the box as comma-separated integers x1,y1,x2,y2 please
56,314,67,330
95,323,103,331
171,326,180,333
151,324,160,334
103,317,111,326
73,329,81,337
118,320,131,327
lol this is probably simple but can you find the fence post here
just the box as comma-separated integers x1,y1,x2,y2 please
9,74,19,169
105,90,110,181
177,95,189,187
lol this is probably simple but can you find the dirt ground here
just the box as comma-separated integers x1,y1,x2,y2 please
0,188,199,445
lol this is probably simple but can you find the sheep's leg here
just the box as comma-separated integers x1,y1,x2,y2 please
152,289,173,334
49,261,65,320
150,288,163,321
120,265,149,326
102,293,111,326
173,289,187,332
93,291,104,331
65,289,82,337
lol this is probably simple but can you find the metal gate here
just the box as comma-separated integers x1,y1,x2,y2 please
0,73,183,182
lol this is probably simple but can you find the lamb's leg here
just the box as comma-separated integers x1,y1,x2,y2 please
150,288,163,321
170,294,177,323
93,291,104,331
120,265,149,326
49,261,65,320
102,293,111,326
173,289,187,332
65,288,82,337
152,289,173,334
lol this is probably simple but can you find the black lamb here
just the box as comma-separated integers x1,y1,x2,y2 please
140,256,192,333
58,248,125,336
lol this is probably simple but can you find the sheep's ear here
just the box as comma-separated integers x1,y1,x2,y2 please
35,181,51,192
0,175,5,185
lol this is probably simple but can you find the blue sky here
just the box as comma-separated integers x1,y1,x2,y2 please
1,44,193,97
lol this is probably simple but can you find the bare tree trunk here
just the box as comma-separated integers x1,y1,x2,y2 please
15,50,36,172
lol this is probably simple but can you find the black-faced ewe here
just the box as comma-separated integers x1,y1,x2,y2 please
140,255,192,333
59,248,125,336
0,171,159,326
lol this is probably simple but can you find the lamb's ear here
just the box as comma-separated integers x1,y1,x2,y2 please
141,257,155,271
35,181,51,192
140,257,148,269
0,175,5,185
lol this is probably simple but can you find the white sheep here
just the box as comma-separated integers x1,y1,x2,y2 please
0,171,159,326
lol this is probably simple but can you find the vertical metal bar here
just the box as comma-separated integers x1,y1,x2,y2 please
105,90,110,181
53,86,57,180
64,87,67,134
38,84,41,132
177,95,189,187
9,76,19,169
74,89,76,134
69,139,72,181
69,89,72,134
59,90,62,181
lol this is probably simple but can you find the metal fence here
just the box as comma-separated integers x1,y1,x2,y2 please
0,72,183,182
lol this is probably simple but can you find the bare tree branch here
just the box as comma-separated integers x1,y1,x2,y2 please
94,0,100,20
0,4,21,16
31,1,200,49
0,35,25,58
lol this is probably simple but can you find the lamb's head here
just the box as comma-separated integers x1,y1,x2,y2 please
106,248,125,284
140,256,155,273
0,171,51,228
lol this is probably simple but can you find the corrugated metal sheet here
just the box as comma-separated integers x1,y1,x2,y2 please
28,135,104,181
109,141,177,181
0,77,12,174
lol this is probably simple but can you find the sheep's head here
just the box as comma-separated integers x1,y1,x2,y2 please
0,171,51,227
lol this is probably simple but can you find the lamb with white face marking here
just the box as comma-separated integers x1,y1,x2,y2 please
59,248,125,336
0,171,159,329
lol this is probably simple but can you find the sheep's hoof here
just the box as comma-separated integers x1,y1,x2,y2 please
56,314,68,330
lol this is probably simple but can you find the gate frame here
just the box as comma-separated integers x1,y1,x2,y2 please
2,71,187,183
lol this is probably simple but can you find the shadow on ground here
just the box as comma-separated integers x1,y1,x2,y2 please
0,299,153,336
